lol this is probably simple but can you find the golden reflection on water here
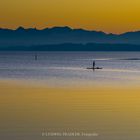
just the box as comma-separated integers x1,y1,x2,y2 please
0,82,140,140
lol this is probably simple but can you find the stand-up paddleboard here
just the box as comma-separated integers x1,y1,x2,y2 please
87,67,103,70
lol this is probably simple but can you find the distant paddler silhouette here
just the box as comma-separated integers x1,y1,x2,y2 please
87,60,103,70
93,61,95,69
35,54,38,60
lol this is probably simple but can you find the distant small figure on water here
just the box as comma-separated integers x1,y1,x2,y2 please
86,60,103,70
93,61,95,69
35,54,38,60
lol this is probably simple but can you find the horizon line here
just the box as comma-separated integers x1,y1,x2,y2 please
0,26,140,35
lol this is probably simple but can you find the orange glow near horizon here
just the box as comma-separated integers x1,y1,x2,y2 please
0,0,140,34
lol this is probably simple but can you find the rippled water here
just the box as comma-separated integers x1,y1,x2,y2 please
0,51,140,86
1,51,140,140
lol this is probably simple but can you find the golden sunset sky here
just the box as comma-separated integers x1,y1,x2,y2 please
0,0,140,34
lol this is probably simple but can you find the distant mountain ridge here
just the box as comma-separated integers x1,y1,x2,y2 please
1,26,140,48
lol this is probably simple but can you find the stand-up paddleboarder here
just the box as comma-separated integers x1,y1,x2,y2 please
93,61,95,69
87,61,102,70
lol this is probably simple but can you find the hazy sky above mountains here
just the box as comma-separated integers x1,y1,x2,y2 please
0,0,140,34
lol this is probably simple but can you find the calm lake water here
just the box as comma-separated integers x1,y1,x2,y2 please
0,51,140,86
1,52,140,140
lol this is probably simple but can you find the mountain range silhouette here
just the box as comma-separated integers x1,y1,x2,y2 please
1,26,140,51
